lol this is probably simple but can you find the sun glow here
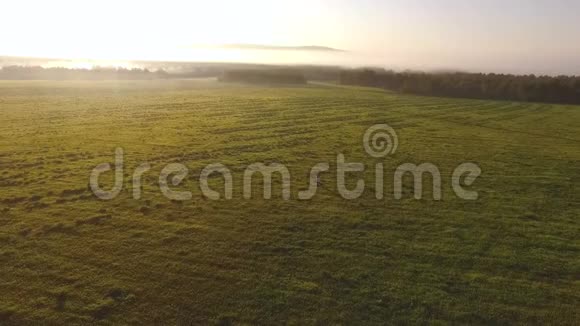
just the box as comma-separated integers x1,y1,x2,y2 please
1,0,579,74
0,0,337,63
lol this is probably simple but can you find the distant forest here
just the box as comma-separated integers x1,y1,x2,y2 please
219,69,306,84
0,66,169,80
4,65,580,105
340,69,580,105
0,64,340,82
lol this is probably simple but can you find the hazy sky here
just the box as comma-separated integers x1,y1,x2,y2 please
1,0,579,74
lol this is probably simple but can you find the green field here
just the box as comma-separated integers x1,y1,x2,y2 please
0,80,579,324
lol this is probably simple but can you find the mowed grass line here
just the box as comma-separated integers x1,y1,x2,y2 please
0,80,579,324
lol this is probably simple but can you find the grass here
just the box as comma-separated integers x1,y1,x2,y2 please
0,79,579,324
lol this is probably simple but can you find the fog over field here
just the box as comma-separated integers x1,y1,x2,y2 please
2,45,580,76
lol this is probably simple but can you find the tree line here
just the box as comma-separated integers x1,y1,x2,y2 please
0,66,169,80
0,65,327,83
219,69,306,84
340,69,580,105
